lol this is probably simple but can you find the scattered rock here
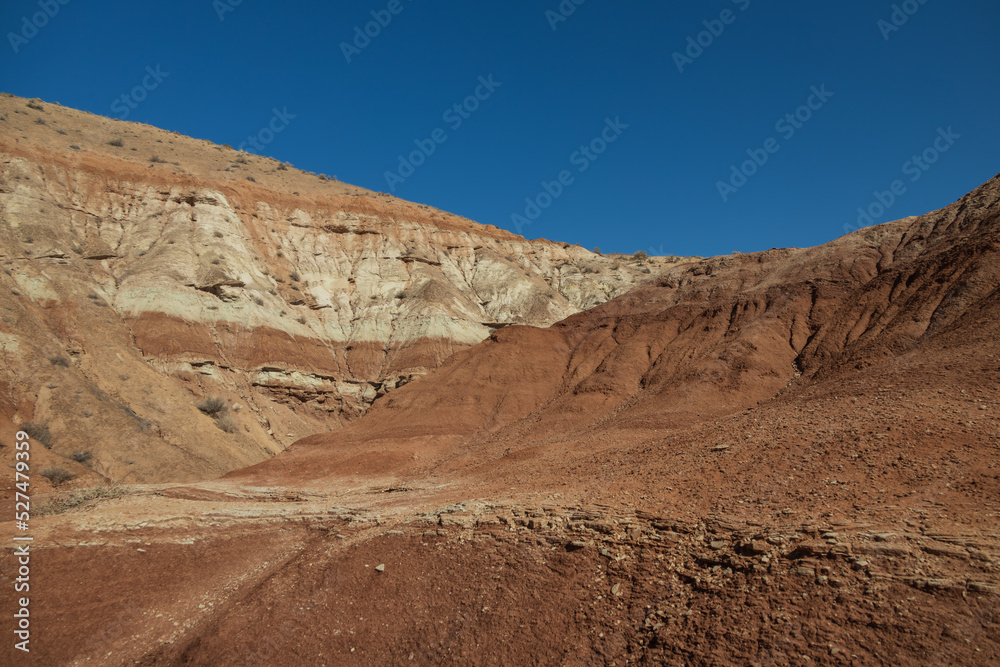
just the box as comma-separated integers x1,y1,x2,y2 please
969,582,1000,595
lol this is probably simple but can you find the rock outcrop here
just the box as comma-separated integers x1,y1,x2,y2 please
0,94,684,482
235,170,1000,504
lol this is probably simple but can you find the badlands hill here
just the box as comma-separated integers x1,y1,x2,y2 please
0,93,683,485
0,94,997,666
238,170,1000,518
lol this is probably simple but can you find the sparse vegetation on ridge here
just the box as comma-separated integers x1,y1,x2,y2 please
36,485,130,515
71,450,94,464
40,466,76,486
196,396,227,416
22,422,53,448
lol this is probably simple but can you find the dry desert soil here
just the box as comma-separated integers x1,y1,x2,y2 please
0,94,999,666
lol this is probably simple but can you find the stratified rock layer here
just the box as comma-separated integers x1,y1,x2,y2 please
0,94,681,482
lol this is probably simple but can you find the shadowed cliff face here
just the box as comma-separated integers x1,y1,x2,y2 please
0,94,682,483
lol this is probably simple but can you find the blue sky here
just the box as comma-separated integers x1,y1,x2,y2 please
2,0,998,257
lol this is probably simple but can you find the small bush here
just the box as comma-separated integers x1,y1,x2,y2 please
214,412,238,433
22,422,53,448
196,396,227,416
253,296,264,306
296,315,307,324
26,100,44,110
289,271,300,282
213,230,224,238
277,163,287,171
71,450,94,464
107,138,124,147
246,176,256,182
632,251,648,261
40,466,76,486
69,145,81,150
150,155,166,163
48,355,71,367
34,117,46,125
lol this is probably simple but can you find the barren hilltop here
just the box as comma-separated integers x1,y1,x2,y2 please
1,95,998,665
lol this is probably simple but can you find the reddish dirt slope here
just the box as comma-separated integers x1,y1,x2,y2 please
235,172,1000,505
3,175,998,666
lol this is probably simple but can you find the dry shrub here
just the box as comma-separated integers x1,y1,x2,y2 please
196,396,227,416
40,466,76,486
214,412,238,433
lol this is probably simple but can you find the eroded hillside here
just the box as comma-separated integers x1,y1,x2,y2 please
6,173,999,665
0,93,683,483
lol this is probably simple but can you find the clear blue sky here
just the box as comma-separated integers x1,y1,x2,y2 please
2,0,998,257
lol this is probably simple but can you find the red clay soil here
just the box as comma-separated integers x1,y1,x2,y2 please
3,174,999,666
233,171,1000,506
